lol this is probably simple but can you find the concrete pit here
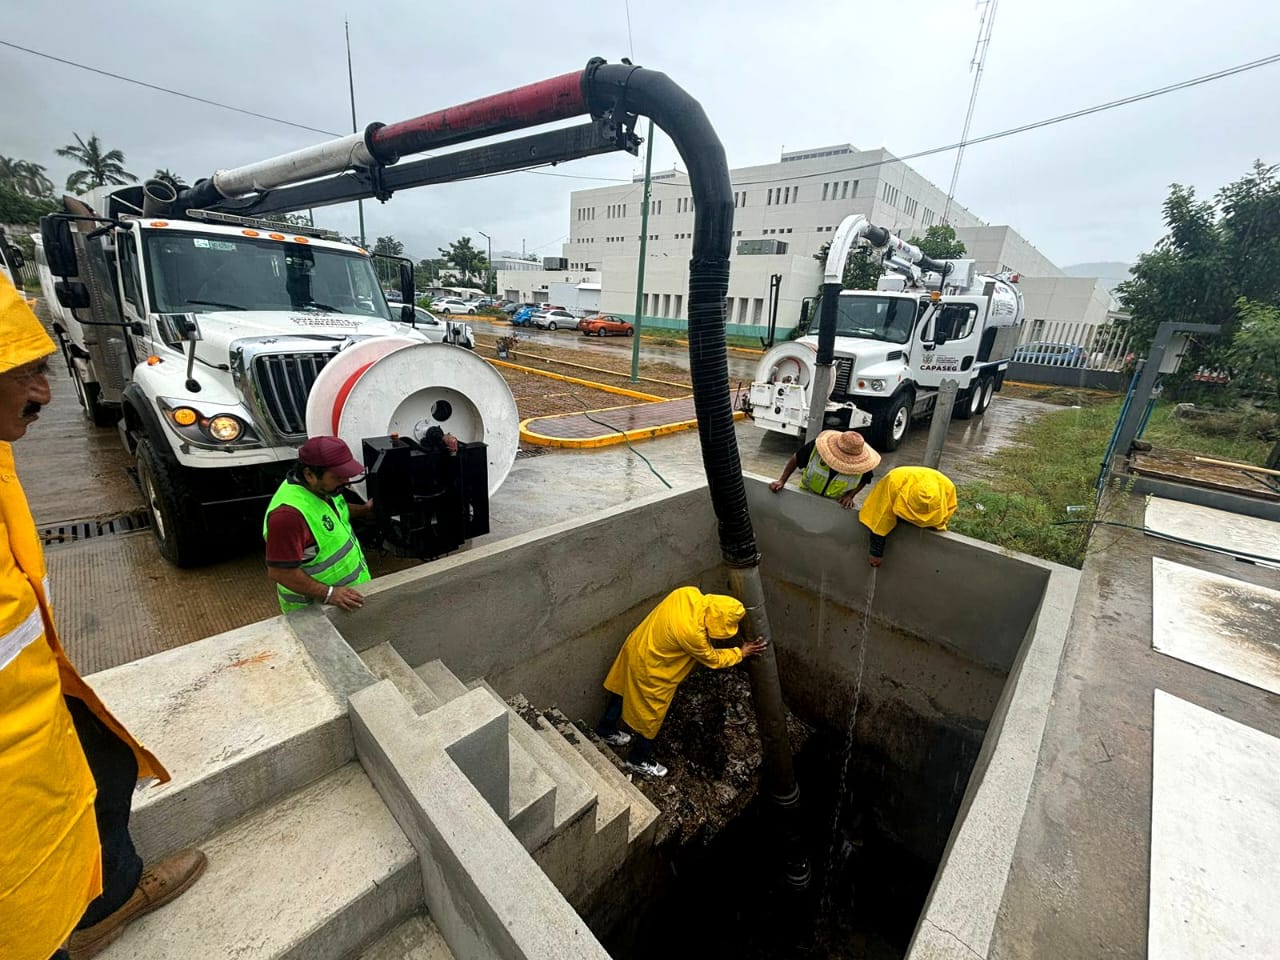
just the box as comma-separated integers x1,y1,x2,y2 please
349,475,1074,956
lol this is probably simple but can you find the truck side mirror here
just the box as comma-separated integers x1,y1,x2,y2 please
8,249,23,270
399,261,415,308
401,303,415,324
55,281,91,309
41,216,78,278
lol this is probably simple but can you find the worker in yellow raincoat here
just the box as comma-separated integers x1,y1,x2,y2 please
0,277,205,960
596,586,766,777
857,465,957,567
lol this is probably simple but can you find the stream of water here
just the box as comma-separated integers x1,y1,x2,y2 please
821,567,878,915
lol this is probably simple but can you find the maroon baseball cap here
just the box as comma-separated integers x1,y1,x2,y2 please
297,436,365,480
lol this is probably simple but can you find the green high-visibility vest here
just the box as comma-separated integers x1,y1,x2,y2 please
798,445,861,499
263,478,371,614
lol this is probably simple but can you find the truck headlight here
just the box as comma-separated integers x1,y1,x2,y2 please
870,379,886,392
208,415,244,442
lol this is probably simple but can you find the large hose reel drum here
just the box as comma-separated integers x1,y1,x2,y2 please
748,341,829,435
305,338,519,495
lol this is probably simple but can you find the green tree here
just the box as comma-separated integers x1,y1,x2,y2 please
1228,298,1280,409
0,187,59,224
56,133,137,193
813,241,884,291
906,223,967,260
266,212,315,227
373,235,404,257
152,168,188,191
1117,161,1280,363
438,236,488,286
0,157,55,198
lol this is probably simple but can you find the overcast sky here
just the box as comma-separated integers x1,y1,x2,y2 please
3,0,1278,269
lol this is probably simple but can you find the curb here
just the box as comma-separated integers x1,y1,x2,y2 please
486,358,667,402
521,406,744,449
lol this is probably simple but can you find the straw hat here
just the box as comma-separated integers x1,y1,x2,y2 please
815,430,881,475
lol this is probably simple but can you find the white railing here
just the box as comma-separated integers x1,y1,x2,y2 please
1013,319,1132,370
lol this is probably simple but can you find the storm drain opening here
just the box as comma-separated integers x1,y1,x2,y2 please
40,509,152,547
592,616,1003,960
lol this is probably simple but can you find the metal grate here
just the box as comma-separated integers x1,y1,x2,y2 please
40,509,151,547
252,352,334,437
832,357,855,395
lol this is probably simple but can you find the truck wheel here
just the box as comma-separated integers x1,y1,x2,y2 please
70,361,119,428
876,393,912,451
136,438,212,567
954,381,982,421
978,377,995,413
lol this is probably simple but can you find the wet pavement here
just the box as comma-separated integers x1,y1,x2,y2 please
18,308,1053,672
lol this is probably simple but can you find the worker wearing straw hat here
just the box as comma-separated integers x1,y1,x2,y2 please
768,429,881,509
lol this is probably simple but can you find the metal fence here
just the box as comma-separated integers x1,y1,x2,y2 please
1013,319,1132,371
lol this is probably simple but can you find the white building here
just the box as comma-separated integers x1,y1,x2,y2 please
496,143,1094,334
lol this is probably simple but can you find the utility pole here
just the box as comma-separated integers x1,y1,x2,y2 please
630,119,655,383
346,19,366,247
477,231,493,295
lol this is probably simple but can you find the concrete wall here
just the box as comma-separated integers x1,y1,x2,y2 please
352,486,722,722
1019,276,1113,327
953,225,1063,278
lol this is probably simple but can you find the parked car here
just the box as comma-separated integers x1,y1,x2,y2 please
433,298,478,315
412,306,475,349
579,314,634,337
511,305,539,326
471,296,495,308
1012,341,1087,367
531,308,577,331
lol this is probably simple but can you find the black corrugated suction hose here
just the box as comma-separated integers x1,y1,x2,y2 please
585,62,757,566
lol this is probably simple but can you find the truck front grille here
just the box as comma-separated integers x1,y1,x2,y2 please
251,352,334,438
832,357,855,396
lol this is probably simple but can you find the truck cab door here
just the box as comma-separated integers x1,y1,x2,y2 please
115,226,153,366
916,298,987,387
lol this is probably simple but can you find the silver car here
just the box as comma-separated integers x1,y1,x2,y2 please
531,308,577,331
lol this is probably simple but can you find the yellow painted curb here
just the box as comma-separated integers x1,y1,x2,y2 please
521,408,744,448
499,348,692,391
487,357,666,402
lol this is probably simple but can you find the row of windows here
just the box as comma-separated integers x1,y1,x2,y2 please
766,186,799,205
606,203,628,218
676,197,693,213
733,192,747,208
902,197,919,218
648,199,663,216
575,207,596,222
781,147,852,163
724,296,766,325
815,225,836,233
881,183,901,206
762,227,793,235
822,180,856,201
922,207,937,227
641,291,685,319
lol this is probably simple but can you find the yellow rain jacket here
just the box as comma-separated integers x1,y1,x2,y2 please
603,587,746,739
0,277,168,960
858,466,957,537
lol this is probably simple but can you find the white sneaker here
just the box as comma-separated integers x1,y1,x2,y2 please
599,729,632,747
629,759,668,778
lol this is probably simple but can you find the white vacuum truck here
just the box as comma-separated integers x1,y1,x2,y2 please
748,214,1024,450
35,68,654,566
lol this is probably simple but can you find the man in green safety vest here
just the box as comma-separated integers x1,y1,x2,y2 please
264,436,374,614
768,429,881,509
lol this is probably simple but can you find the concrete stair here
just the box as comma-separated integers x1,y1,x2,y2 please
359,643,660,906
355,911,455,959
99,763,422,960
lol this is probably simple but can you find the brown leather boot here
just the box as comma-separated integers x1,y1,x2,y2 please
67,848,207,959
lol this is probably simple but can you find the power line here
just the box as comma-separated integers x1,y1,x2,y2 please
564,51,1280,193
0,40,343,137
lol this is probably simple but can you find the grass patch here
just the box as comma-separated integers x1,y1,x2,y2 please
949,398,1276,566
950,404,1112,567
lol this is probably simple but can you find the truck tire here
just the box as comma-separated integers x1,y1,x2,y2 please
977,377,995,414
954,381,983,421
136,438,213,567
70,361,119,428
875,392,912,451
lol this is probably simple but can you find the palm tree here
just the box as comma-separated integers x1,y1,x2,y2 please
56,133,137,193
152,168,188,191
0,157,55,197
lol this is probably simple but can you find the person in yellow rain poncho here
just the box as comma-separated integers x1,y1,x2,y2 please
857,465,958,567
596,586,766,778
0,278,206,960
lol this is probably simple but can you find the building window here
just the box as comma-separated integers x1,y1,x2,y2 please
822,183,829,201
839,181,847,199
792,186,799,203
783,186,791,204
674,294,683,319
752,298,764,324
766,189,773,205
738,299,749,324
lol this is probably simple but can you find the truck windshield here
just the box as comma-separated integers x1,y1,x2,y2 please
142,230,392,320
834,294,918,344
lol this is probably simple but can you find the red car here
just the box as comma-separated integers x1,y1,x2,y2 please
579,314,634,337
